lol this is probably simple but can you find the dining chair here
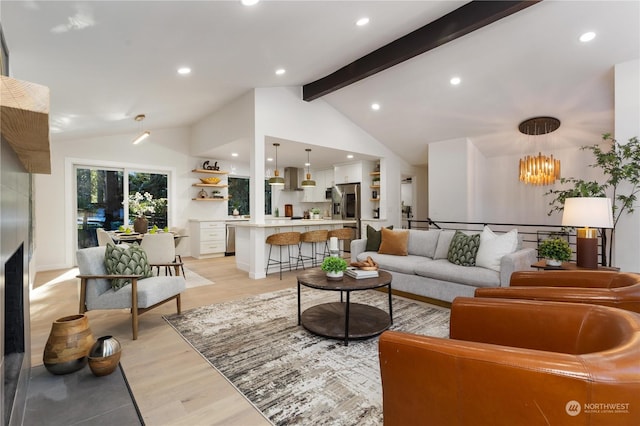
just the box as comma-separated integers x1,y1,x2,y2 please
96,228,113,246
140,233,178,276
172,227,188,277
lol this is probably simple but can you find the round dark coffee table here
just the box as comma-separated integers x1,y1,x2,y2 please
297,268,393,346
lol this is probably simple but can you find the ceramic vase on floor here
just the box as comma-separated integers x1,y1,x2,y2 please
43,314,95,375
88,335,122,377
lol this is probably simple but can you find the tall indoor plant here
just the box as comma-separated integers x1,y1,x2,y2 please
545,133,640,266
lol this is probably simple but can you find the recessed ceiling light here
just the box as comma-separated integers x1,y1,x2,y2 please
267,157,273,162
275,68,286,75
371,103,380,111
579,31,596,43
450,76,461,85
231,152,239,157
241,0,259,6
356,17,370,26
347,154,354,159
177,67,191,75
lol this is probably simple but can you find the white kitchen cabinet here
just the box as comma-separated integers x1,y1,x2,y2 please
302,178,316,202
302,169,333,202
334,163,362,184
311,169,324,202
321,169,334,199
190,220,226,259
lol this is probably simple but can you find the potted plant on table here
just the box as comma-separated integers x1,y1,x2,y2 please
538,238,572,267
321,256,348,280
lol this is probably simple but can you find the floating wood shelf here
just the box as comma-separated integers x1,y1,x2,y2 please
192,169,229,174
192,183,229,188
192,197,229,201
369,171,380,176
370,185,380,189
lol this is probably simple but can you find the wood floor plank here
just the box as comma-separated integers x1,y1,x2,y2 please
31,255,291,425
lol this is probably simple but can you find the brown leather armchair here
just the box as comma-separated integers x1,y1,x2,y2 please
475,271,640,313
379,297,640,426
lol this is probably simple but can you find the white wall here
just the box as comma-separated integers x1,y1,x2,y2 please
482,145,602,225
191,90,254,155
427,132,616,232
428,138,473,222
469,140,486,221
614,59,640,271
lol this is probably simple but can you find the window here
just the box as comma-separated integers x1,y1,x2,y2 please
128,171,168,228
228,177,272,216
76,166,168,248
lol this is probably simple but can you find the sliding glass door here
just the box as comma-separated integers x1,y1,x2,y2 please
76,167,124,248
76,166,169,248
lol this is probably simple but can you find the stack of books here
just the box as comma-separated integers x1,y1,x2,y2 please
345,267,379,279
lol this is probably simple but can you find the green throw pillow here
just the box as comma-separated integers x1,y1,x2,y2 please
365,224,394,252
104,243,153,291
447,230,480,267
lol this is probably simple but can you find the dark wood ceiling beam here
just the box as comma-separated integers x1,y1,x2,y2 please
303,0,541,101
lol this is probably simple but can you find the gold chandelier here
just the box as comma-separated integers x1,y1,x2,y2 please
518,116,561,186
519,153,561,185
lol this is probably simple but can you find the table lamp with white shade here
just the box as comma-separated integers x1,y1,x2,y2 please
561,197,614,269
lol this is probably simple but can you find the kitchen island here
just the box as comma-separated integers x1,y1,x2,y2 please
234,219,357,279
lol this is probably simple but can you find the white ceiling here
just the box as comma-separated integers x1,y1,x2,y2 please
2,1,638,170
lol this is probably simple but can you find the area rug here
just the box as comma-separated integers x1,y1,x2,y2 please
182,267,215,288
164,287,450,425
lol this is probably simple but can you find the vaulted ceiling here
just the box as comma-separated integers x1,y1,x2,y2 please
2,1,638,169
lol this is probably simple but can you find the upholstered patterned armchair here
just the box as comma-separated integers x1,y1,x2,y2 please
76,245,185,340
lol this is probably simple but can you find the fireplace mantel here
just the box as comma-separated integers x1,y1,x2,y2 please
0,75,51,174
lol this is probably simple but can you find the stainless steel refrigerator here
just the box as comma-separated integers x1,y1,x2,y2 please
332,183,361,252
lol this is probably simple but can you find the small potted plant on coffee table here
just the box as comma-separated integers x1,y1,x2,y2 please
538,237,572,267
321,256,348,280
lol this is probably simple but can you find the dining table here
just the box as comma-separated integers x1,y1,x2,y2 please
107,231,187,246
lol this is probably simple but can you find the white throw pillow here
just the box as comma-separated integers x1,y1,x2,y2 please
475,226,518,272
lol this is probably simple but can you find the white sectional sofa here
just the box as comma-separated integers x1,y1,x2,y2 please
350,228,536,303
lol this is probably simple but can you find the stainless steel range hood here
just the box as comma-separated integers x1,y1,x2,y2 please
284,167,303,191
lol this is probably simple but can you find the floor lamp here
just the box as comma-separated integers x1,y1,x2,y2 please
561,197,614,269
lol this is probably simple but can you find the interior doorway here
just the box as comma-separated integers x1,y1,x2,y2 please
401,175,414,228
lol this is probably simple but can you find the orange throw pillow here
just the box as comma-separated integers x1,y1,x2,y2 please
378,228,409,256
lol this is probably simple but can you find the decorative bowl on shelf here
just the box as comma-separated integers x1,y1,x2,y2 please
200,177,221,184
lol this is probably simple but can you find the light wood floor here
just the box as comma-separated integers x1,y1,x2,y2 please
31,256,298,425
